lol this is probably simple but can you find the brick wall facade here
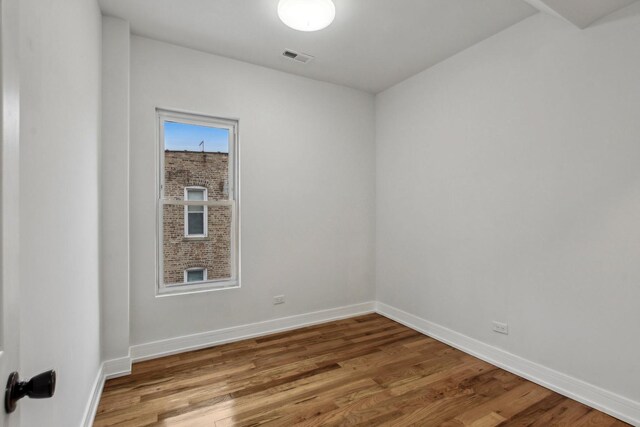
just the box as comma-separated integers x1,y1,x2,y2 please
163,150,232,284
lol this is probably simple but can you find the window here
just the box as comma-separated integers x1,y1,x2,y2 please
184,268,207,283
158,109,239,294
184,187,207,237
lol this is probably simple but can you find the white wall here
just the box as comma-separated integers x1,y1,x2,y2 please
130,36,375,346
376,4,640,406
100,16,131,364
19,0,102,426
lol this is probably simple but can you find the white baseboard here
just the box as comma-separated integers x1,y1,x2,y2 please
103,355,132,379
81,302,374,426
375,302,640,426
130,301,376,362
81,356,132,426
84,301,639,426
81,363,105,427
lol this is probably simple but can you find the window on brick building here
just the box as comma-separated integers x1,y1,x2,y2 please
157,109,239,295
185,187,207,237
185,268,207,283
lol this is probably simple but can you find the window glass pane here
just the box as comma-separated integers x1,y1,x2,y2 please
186,269,204,282
160,113,236,290
207,205,233,280
162,204,233,286
188,212,204,235
187,189,205,201
164,121,230,201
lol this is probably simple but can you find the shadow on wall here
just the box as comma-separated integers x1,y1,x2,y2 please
589,1,640,28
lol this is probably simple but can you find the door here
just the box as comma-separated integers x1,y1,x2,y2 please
0,0,20,425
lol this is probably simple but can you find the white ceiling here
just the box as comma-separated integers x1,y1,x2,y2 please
98,0,537,93
523,0,638,28
98,0,639,93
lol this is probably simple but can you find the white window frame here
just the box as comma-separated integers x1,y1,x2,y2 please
184,186,208,238
157,109,240,296
184,267,208,283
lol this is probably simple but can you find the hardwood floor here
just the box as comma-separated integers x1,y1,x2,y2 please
94,314,629,426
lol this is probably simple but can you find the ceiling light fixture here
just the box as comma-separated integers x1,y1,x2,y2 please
277,0,336,32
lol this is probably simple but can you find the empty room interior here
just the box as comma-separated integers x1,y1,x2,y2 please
1,0,640,426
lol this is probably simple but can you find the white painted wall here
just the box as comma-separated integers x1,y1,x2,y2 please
376,4,640,405
19,0,102,426
100,16,131,364
129,36,375,345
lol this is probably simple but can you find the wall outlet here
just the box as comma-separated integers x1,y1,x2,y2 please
273,295,285,305
492,321,509,335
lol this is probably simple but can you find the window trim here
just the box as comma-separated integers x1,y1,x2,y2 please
184,186,208,238
184,267,208,283
156,108,241,296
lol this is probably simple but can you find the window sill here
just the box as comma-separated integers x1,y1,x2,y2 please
157,279,239,297
183,236,209,241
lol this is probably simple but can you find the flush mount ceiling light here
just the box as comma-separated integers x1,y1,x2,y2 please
278,0,336,32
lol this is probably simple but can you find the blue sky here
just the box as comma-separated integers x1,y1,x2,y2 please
164,121,229,153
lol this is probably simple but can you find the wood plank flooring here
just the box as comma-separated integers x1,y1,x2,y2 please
94,314,629,426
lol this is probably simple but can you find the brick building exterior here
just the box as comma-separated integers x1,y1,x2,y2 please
163,150,232,284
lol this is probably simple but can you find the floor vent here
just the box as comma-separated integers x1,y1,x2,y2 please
282,49,314,64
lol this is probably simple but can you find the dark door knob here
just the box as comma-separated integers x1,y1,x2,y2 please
5,370,56,413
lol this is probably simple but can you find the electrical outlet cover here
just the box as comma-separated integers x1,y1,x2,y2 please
492,321,509,335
